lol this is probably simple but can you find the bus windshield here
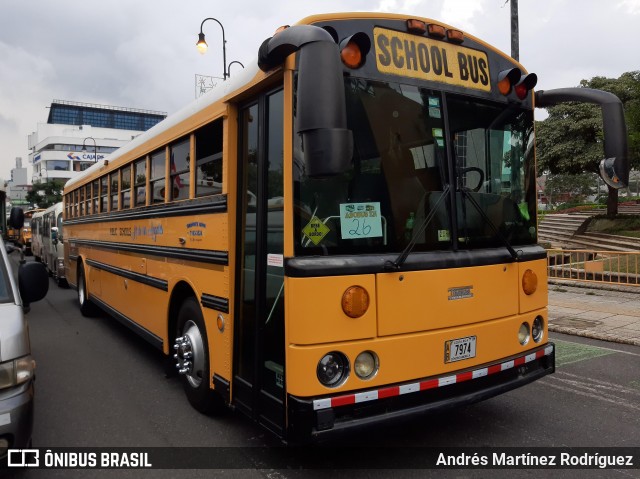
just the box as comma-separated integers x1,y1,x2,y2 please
294,77,537,256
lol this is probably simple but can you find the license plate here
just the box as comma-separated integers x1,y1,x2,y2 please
445,336,476,363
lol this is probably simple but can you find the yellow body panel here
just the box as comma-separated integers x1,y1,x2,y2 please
518,259,548,314
287,275,377,345
285,259,549,397
376,263,518,336
287,308,547,397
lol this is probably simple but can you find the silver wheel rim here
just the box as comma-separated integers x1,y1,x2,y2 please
79,272,86,305
177,320,206,388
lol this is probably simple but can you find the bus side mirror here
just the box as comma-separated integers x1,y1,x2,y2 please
51,227,59,245
19,261,49,309
8,207,24,230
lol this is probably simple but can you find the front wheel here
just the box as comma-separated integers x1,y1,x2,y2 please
78,263,98,317
174,297,223,415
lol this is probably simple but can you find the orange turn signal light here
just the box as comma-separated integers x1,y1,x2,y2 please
339,32,371,69
341,41,363,68
522,269,538,295
342,286,370,318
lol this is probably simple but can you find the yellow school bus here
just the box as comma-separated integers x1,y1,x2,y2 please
63,12,629,441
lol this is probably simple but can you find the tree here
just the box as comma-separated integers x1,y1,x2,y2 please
543,172,597,206
536,71,640,216
26,180,64,208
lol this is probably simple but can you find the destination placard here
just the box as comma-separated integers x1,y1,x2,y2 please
374,27,491,92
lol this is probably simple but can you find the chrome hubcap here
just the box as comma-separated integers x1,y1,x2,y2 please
174,320,205,388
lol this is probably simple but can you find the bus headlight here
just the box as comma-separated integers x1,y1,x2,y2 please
518,323,530,345
354,351,379,380
317,352,349,387
532,316,544,343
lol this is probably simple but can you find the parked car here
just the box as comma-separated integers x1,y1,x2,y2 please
0,208,48,453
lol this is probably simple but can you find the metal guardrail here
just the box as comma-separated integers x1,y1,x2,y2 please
547,249,640,286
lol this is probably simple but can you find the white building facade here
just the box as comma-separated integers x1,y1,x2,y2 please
29,100,166,186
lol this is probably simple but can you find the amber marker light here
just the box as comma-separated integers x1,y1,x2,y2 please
522,269,538,295
342,286,370,318
406,19,427,34
427,24,446,38
446,29,464,43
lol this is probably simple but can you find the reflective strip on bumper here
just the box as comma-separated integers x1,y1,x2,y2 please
313,344,554,411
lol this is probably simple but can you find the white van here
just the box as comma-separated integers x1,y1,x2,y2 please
41,202,66,286
0,208,48,452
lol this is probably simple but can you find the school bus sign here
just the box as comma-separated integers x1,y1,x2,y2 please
374,27,491,92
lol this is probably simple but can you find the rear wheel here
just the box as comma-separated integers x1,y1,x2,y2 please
78,263,98,317
174,297,223,414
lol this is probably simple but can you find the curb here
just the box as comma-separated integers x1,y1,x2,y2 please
548,324,640,347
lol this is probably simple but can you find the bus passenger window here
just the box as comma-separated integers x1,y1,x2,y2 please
79,188,85,216
134,158,147,206
195,119,223,197
100,176,108,213
92,180,99,214
150,150,165,204
170,137,190,201
121,166,131,209
84,184,91,214
110,173,118,211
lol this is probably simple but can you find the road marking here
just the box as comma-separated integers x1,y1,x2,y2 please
553,339,617,367
541,372,640,413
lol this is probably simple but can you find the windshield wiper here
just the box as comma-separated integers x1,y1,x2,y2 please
458,188,520,261
385,185,451,271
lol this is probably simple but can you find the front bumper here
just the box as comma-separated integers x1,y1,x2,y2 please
0,381,34,452
287,343,554,442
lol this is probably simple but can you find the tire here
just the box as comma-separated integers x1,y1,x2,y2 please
78,263,98,317
174,297,223,415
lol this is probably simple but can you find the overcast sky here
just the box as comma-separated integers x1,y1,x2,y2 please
1,0,639,180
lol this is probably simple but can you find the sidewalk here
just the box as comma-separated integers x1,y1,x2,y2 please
547,280,640,346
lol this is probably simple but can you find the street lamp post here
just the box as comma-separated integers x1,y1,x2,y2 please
196,18,244,80
82,137,98,165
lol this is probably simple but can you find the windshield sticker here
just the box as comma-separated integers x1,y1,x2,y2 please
432,128,443,138
438,230,450,242
267,254,284,268
428,107,441,119
302,216,331,245
339,202,383,240
429,97,440,108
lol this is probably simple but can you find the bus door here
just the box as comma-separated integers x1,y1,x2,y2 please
234,88,286,435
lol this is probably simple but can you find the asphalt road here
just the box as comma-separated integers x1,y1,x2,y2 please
6,255,640,478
